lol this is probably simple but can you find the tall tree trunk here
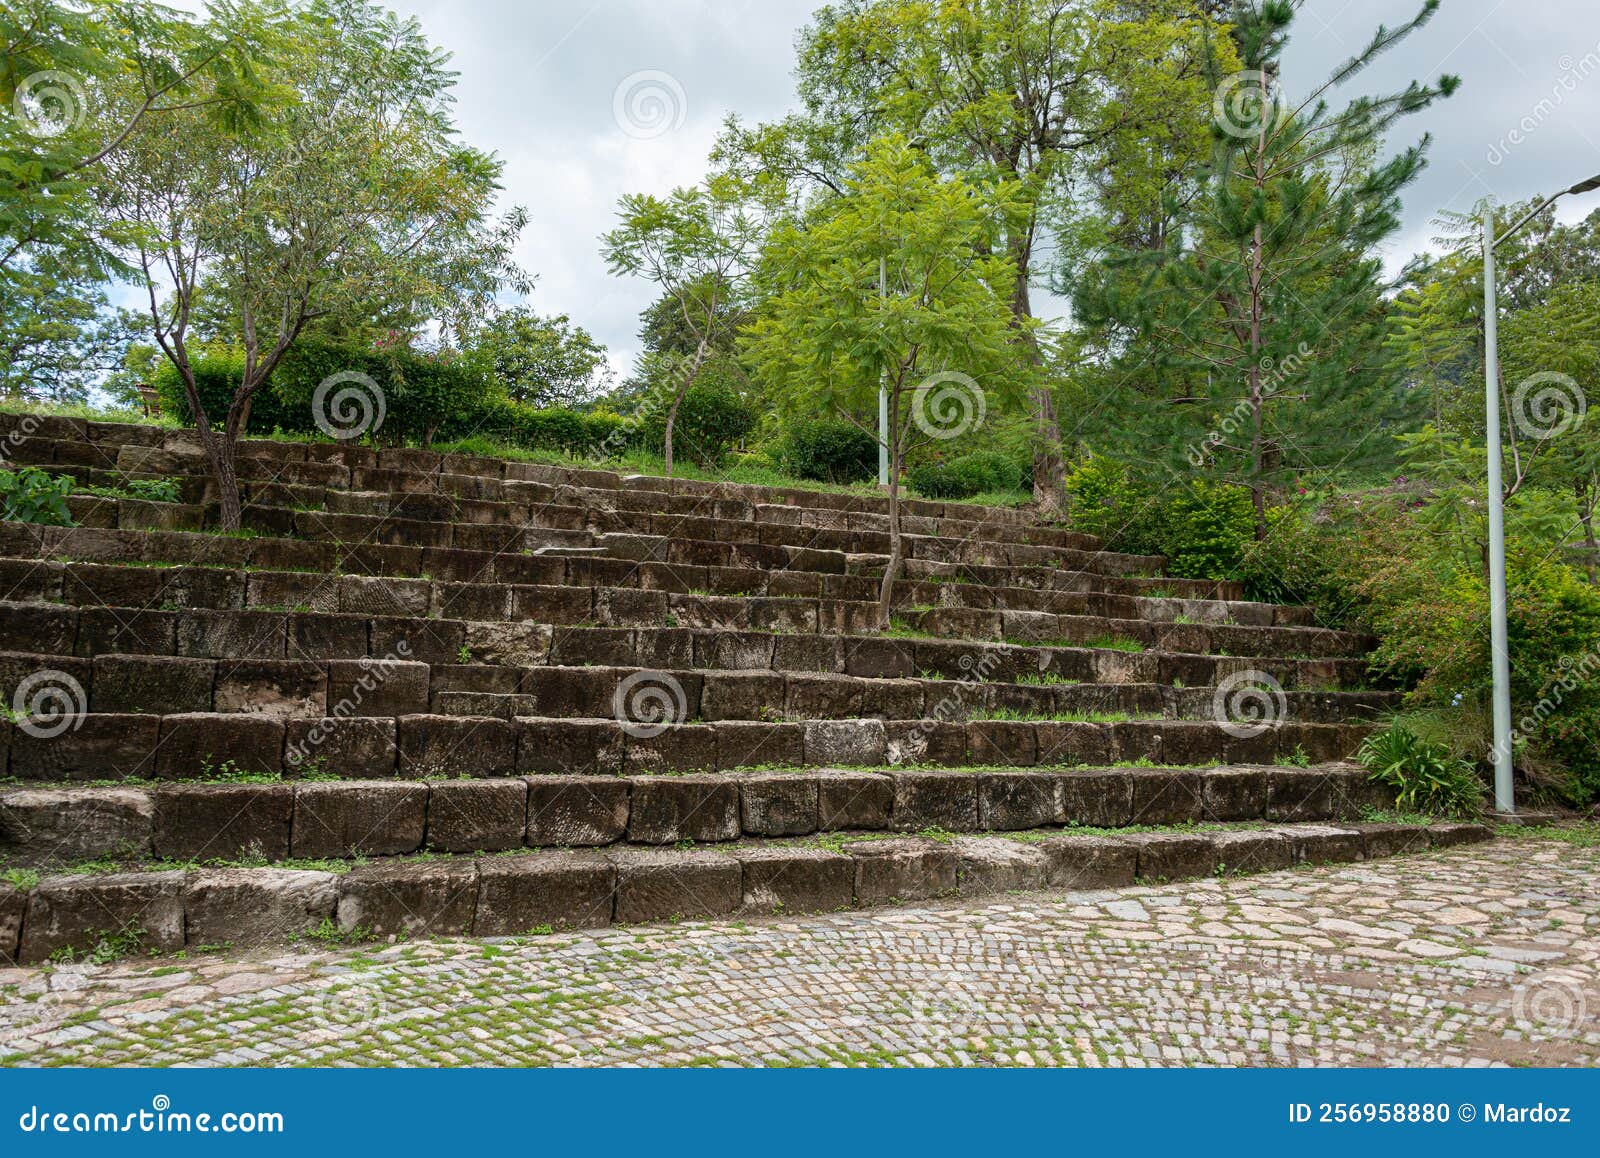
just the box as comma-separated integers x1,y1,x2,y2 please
1578,476,1599,586
664,340,710,478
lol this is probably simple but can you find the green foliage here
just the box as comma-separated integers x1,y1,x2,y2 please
0,466,74,525
152,350,299,435
907,450,1025,500
1359,722,1483,818
472,399,621,457
462,309,609,408
272,339,488,447
778,418,878,484
632,379,757,468
1062,457,1255,579
123,477,182,504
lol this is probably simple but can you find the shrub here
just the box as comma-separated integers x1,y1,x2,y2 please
151,352,306,436
473,399,621,456
1062,457,1255,579
124,478,182,503
907,450,1025,500
633,381,758,468
1358,722,1484,818
0,467,74,525
779,418,878,484
272,339,489,447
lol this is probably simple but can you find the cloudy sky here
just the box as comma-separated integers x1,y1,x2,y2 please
244,0,1600,372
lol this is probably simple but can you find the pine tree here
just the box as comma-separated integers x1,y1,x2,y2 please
1077,0,1458,538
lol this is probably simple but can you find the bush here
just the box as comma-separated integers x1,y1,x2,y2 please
634,381,758,468
471,399,624,457
1358,722,1484,818
1062,457,1255,579
0,467,74,525
779,418,878,484
273,339,488,447
907,450,1025,500
151,352,305,436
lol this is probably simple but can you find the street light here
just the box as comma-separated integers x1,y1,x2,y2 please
1481,172,1600,815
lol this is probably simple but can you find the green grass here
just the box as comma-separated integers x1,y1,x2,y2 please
1493,822,1600,847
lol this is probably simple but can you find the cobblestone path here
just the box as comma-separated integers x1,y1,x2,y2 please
3,833,1596,1067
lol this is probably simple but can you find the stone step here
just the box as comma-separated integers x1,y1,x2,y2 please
0,651,1398,723
0,708,1371,782
0,603,1375,689
1,534,1279,623
0,762,1393,868
0,818,1495,963
0,415,1065,533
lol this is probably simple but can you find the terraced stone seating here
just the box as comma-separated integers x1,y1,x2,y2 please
0,414,1449,964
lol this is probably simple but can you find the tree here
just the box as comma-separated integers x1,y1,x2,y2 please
744,136,1026,627
99,0,530,529
719,0,1224,518
1077,0,1457,538
602,175,765,477
464,308,609,408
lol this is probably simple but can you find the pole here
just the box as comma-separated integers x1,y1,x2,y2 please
1482,203,1515,814
878,255,889,487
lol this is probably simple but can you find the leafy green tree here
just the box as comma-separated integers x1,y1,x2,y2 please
602,175,765,477
1077,0,1457,538
99,0,530,529
463,308,609,408
719,0,1225,517
744,136,1026,627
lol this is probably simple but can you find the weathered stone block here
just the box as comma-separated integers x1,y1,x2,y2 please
1351,822,1430,859
0,788,153,864
622,724,719,776
733,847,853,915
152,783,293,862
291,781,426,858
20,871,186,963
1125,832,1218,883
9,714,160,781
1127,768,1203,826
426,779,527,853
397,715,516,779
1428,822,1492,848
700,671,786,721
184,869,338,947
1054,769,1133,828
954,836,1048,896
816,770,894,831
515,717,623,776
1033,721,1112,767
1210,829,1293,875
715,721,805,770
335,860,478,939
284,717,398,778
978,772,1061,831
1279,824,1365,865
848,838,957,904
526,777,629,847
888,770,979,832
610,849,741,923
803,719,885,766
213,660,326,720
326,659,430,717
1038,834,1137,890
90,655,214,714
737,773,818,837
627,775,739,843
0,885,22,965
155,713,283,779
474,853,615,935
1198,766,1270,822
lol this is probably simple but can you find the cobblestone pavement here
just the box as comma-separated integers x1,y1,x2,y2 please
2,834,1596,1067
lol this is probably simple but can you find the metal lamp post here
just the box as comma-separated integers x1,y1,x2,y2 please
1481,173,1600,815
